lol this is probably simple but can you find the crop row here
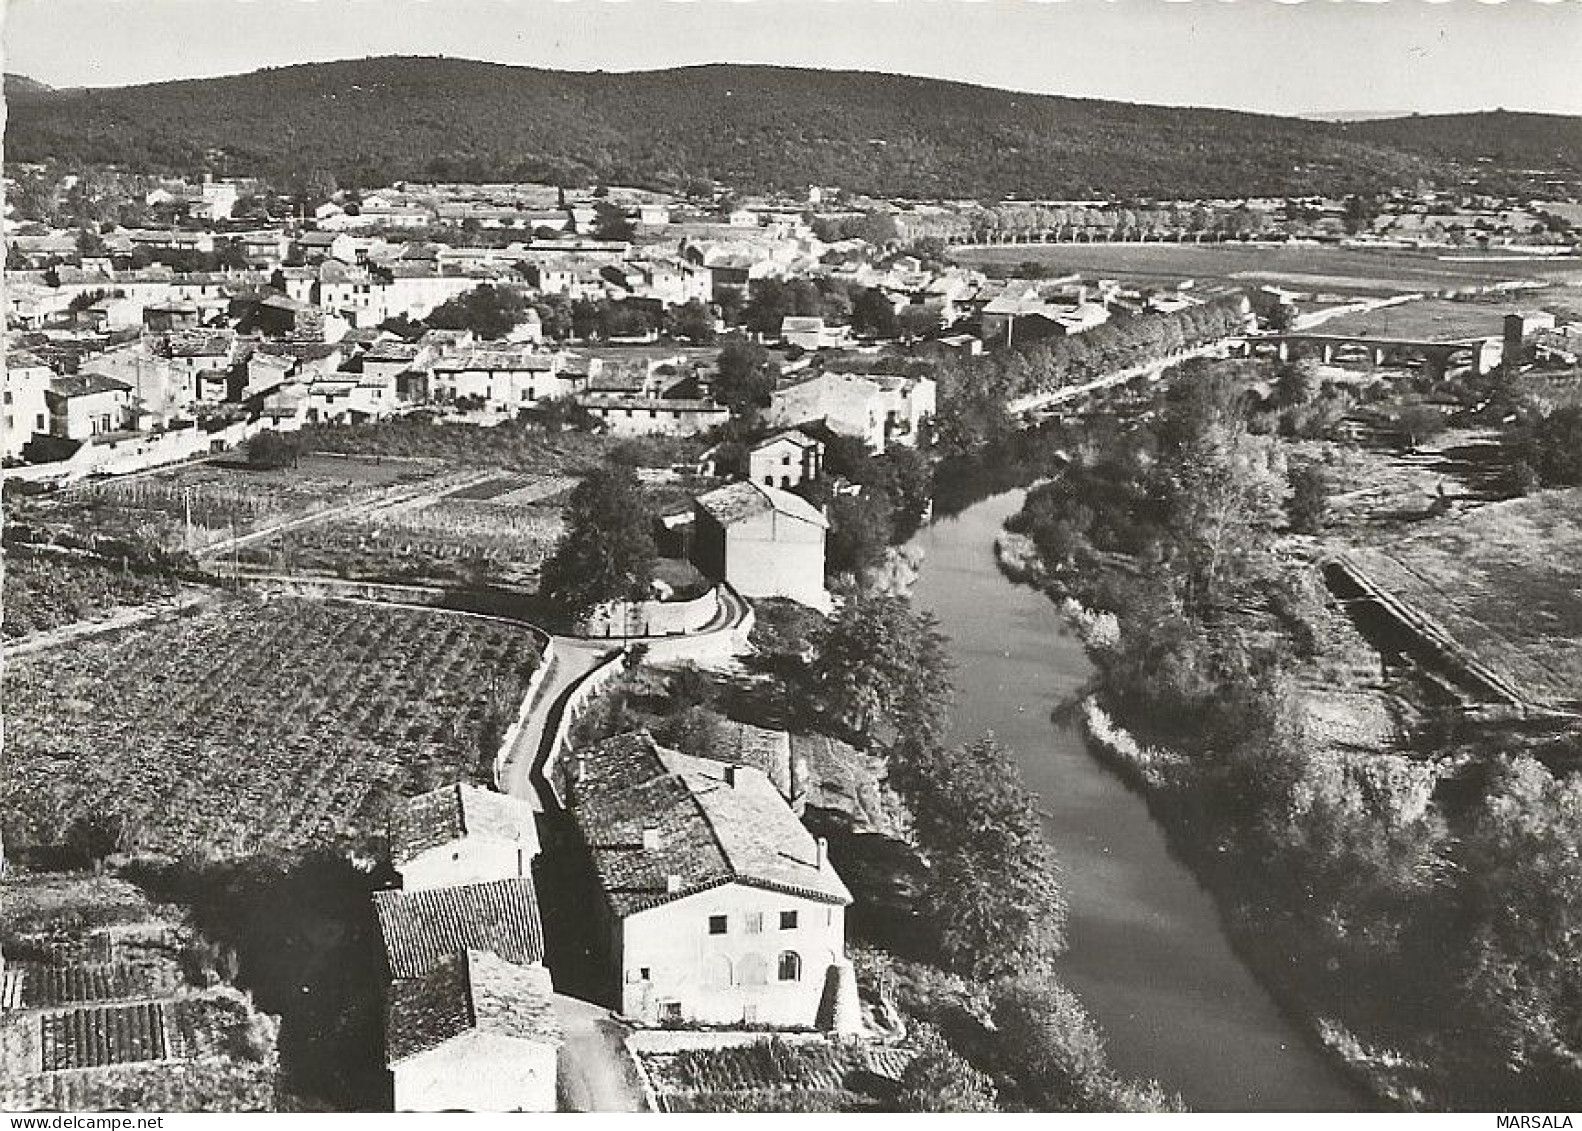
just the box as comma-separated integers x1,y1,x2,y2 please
2,553,181,640
3,595,541,856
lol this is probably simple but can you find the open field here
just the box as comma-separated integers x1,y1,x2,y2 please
1314,297,1513,341
11,455,444,554
1339,487,1582,709
2,595,541,856
951,243,1582,297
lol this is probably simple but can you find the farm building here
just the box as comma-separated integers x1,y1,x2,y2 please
386,949,560,1113
749,429,824,490
563,731,854,1030
373,876,546,980
691,481,829,611
389,783,541,892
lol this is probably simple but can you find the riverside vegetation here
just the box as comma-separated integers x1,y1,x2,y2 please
1003,358,1582,1109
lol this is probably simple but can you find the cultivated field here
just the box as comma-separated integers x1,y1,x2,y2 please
2,595,542,855
2,552,183,639
952,243,1582,297
13,455,444,554
641,1039,918,1113
1341,487,1582,709
240,473,571,587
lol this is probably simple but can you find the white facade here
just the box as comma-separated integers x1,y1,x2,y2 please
397,840,534,893
3,359,54,460
618,884,846,1027
392,1029,557,1112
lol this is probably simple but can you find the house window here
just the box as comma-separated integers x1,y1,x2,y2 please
743,1004,759,1024
660,1002,683,1024
780,911,798,930
3,391,11,405
640,967,651,981
708,914,728,936
745,912,763,935
777,952,802,982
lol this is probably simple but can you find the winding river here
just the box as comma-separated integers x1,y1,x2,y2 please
910,489,1366,1112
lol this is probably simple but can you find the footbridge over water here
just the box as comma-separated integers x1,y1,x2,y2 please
1237,332,1502,378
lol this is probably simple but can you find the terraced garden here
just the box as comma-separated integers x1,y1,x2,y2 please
2,595,542,855
642,1037,919,1112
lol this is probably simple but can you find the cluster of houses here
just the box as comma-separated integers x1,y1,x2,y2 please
373,720,858,1111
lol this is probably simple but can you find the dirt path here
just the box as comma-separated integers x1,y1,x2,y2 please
553,993,649,1112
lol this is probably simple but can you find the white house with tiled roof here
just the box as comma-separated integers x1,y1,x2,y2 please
387,949,560,1112
565,732,853,1029
389,783,540,892
691,480,829,611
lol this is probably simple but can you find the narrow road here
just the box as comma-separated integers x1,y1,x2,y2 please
497,640,615,806
553,993,649,1112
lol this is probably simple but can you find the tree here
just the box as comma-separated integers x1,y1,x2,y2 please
248,429,302,470
1512,404,1582,487
851,288,899,339
895,1029,999,1112
809,591,951,744
1286,461,1329,534
592,200,634,242
75,226,108,257
989,975,1110,1111
427,284,531,340
540,467,657,623
665,299,717,344
713,336,780,417
1390,403,1448,451
826,492,894,577
891,735,1068,979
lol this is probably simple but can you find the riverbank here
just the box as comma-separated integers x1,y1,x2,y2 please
990,518,1413,1110
913,492,1365,1111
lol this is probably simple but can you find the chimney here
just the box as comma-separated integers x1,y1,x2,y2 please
642,827,663,851
815,836,828,872
724,763,738,787
666,873,682,894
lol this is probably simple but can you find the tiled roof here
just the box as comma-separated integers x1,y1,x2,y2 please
433,348,555,373
164,332,234,359
49,373,132,398
752,429,822,453
385,949,560,1065
39,1002,169,1071
362,341,423,363
719,722,795,799
373,877,545,979
694,481,828,530
568,732,850,917
389,783,540,867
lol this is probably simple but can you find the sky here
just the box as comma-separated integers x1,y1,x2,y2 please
5,0,1582,119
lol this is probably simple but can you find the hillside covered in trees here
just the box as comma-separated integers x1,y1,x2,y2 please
8,58,1579,199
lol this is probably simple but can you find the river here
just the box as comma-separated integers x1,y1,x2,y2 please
909,489,1366,1112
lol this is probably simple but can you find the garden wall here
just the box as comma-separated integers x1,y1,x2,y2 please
582,588,723,638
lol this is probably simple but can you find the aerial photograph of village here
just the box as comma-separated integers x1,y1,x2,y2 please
1,0,1579,1116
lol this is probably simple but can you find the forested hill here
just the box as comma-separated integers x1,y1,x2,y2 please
6,57,1580,198
1350,110,1582,173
